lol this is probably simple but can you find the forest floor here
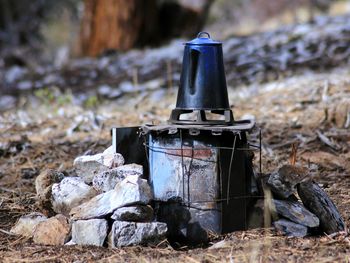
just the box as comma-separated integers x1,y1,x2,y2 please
0,66,349,262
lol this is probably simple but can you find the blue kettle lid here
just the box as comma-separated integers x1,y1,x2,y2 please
186,32,221,46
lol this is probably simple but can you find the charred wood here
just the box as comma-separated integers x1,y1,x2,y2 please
297,181,345,234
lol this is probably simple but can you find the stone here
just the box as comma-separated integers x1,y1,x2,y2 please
108,221,167,247
114,163,143,178
33,214,71,245
35,169,65,195
71,219,108,246
17,80,32,90
65,240,76,246
92,169,120,193
0,95,16,111
208,240,231,250
5,66,26,83
73,154,108,184
267,165,308,198
102,146,125,168
272,199,319,228
51,177,97,216
298,181,345,234
10,212,47,237
92,164,143,193
70,175,152,220
111,205,153,222
73,148,124,184
35,169,65,215
273,219,308,237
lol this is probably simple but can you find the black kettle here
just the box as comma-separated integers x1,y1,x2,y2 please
170,32,233,125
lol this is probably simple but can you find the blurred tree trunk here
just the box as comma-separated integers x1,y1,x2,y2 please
79,0,157,57
78,0,213,57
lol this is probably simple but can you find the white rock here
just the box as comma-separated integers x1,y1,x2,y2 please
70,175,152,220
102,146,125,168
102,152,125,169
92,169,123,193
52,177,97,216
73,154,108,184
10,212,47,237
108,221,167,247
73,150,124,184
35,169,65,196
92,164,143,193
111,205,153,222
35,169,65,214
5,66,26,83
115,163,143,178
71,219,108,246
103,145,115,155
65,240,76,246
208,240,231,250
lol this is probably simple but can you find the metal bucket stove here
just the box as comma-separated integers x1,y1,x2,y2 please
140,32,257,243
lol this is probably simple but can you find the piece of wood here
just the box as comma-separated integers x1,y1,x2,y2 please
297,181,345,234
289,143,298,165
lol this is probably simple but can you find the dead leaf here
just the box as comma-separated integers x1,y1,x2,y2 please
301,151,349,171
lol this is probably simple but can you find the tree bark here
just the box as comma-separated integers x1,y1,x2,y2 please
78,0,213,57
297,181,345,234
79,0,157,57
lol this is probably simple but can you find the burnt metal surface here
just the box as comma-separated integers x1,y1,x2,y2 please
111,126,148,177
141,119,255,134
144,125,257,241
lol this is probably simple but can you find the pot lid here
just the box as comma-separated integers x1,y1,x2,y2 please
185,32,221,46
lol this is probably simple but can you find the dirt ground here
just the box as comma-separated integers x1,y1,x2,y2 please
0,67,349,262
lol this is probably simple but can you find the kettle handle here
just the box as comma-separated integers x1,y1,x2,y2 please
197,32,211,39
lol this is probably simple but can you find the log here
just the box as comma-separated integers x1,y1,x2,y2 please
297,181,345,234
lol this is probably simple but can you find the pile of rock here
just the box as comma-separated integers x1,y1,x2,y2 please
253,165,345,237
11,146,167,247
10,146,345,246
